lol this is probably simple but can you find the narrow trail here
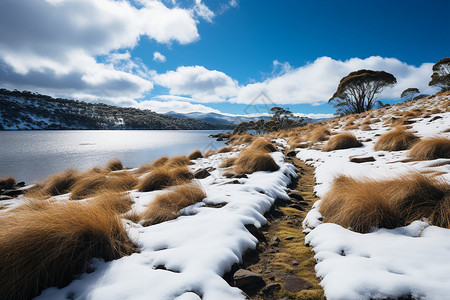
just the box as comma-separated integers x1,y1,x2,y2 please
235,153,325,299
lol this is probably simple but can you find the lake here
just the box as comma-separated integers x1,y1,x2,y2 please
0,130,228,184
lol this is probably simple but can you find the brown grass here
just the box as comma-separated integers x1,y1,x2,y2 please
0,199,136,300
217,146,233,153
166,155,191,167
106,158,123,171
188,149,203,160
204,149,216,157
232,149,280,174
91,190,134,214
361,124,372,131
141,184,206,226
407,137,450,160
374,127,419,151
307,126,331,143
34,169,80,197
319,173,450,232
219,157,237,168
430,108,442,114
0,177,16,190
170,166,194,182
135,156,170,175
136,165,192,192
321,132,362,152
249,139,277,152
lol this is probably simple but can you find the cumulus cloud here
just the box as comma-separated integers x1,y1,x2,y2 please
193,0,214,22
0,0,199,102
153,52,167,63
134,99,222,114
153,65,239,103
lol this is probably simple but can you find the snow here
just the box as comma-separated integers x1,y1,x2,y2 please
299,96,450,300
34,150,296,300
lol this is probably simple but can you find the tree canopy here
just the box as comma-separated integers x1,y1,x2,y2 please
429,57,450,91
329,69,397,116
401,88,420,101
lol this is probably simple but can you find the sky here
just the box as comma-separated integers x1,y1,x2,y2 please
0,0,448,118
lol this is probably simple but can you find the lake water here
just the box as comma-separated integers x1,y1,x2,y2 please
0,130,227,184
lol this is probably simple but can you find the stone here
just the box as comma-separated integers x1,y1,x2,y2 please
15,181,26,188
261,283,281,295
272,236,280,243
349,155,376,163
286,150,296,157
283,275,313,293
1,189,22,197
288,203,304,211
287,190,304,201
194,168,211,179
225,180,241,185
233,269,265,290
0,195,13,201
245,224,266,243
430,116,443,122
292,260,299,266
284,236,295,241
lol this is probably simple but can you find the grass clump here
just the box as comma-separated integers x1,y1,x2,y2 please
0,177,16,190
307,126,331,143
204,149,216,157
219,157,237,168
232,149,280,174
141,184,206,226
407,137,450,160
135,156,169,175
37,169,80,196
217,146,233,153
0,200,136,300
188,149,203,160
321,132,362,152
166,155,191,167
136,165,193,192
319,173,450,233
92,190,134,214
249,139,277,152
106,158,123,171
374,127,419,151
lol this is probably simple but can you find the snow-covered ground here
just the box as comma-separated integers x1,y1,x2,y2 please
298,95,450,300
30,151,296,300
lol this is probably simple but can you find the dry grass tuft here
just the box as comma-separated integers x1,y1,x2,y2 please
92,190,134,214
249,139,277,152
374,127,419,151
322,132,362,152
232,149,280,174
361,124,372,131
0,199,136,300
307,126,331,143
35,169,80,196
204,149,216,157
188,149,203,160
166,156,191,167
430,108,442,114
141,184,206,226
217,146,234,153
319,173,450,232
136,167,173,192
0,177,16,190
407,137,450,160
106,158,123,171
219,157,237,168
170,166,194,182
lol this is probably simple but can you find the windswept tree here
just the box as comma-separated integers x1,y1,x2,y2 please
401,88,420,102
329,69,397,116
270,106,306,129
429,57,450,92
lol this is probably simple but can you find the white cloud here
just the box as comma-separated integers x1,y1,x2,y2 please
134,99,222,114
153,65,239,102
153,52,166,63
193,0,214,22
0,0,200,103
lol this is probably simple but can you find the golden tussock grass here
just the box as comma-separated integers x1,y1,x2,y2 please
0,177,16,190
33,169,80,197
219,157,237,168
165,155,191,167
361,124,372,131
374,127,419,151
407,137,450,160
187,149,203,160
204,149,216,157
106,158,123,171
306,126,331,143
217,146,234,153
91,190,134,214
0,199,136,300
319,173,450,233
232,149,280,174
430,108,442,114
141,184,206,226
321,132,362,152
230,134,255,146
136,165,193,192
135,156,170,175
249,139,277,152
343,117,356,127
170,166,194,182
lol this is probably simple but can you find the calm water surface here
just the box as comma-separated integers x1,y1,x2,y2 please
0,130,227,183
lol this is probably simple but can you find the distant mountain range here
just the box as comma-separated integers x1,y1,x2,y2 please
0,89,233,130
165,111,272,125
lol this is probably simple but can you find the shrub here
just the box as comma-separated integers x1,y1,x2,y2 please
233,150,280,174
0,200,136,300
407,137,450,160
188,149,203,160
249,139,277,152
106,158,123,171
319,173,450,232
322,132,362,152
141,184,206,226
374,127,419,151
0,177,16,190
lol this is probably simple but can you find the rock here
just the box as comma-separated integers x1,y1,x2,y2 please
364,138,373,142
194,168,211,179
216,137,224,141
1,189,23,197
245,224,267,243
0,195,13,201
430,116,443,122
272,236,280,243
349,155,376,163
233,269,265,292
232,174,248,179
261,283,281,295
15,181,26,188
225,180,241,185
284,236,295,241
287,190,304,201
292,260,299,266
288,203,304,211
283,275,313,293
286,150,296,157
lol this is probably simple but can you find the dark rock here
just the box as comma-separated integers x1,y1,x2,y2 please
284,236,295,241
1,189,23,197
286,150,296,157
283,275,313,293
288,203,304,211
287,190,304,201
272,236,280,243
232,174,248,179
364,138,373,142
234,269,265,294
15,181,26,188
245,224,267,243
0,195,13,201
349,155,376,163
194,168,211,179
261,283,281,295
292,260,299,266
225,180,241,185
430,116,443,122
216,137,224,141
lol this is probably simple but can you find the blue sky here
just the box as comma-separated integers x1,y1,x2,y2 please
0,0,448,118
